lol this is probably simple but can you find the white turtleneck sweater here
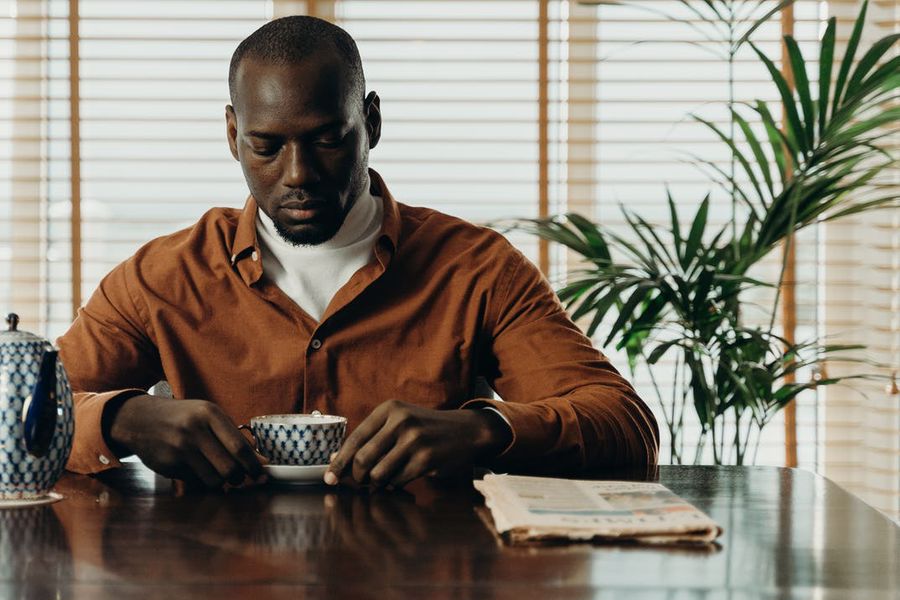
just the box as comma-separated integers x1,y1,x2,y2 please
256,188,384,322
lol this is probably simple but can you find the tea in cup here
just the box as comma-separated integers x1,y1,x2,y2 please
240,412,346,466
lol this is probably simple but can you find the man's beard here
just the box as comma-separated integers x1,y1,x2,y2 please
269,163,369,247
273,205,346,246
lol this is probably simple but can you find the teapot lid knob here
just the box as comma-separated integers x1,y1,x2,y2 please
6,313,19,332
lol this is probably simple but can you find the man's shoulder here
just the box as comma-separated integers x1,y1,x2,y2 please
127,206,242,275
396,202,517,255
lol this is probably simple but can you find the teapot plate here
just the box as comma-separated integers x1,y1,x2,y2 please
0,491,63,509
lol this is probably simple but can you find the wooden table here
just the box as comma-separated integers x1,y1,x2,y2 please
1,463,897,599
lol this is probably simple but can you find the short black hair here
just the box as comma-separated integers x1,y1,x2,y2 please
228,16,365,108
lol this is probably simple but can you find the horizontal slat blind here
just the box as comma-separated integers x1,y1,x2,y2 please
334,0,544,261
74,0,272,332
1,0,70,334
821,0,899,522
560,0,825,467
2,1,895,519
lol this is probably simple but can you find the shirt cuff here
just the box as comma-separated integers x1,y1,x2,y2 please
462,399,525,458
67,389,144,474
480,406,514,454
462,397,578,463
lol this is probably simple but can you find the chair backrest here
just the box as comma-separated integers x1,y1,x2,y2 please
472,376,496,400
150,381,174,399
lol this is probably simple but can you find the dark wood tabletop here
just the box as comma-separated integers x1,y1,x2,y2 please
0,463,897,599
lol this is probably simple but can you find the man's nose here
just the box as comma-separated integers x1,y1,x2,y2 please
281,142,320,188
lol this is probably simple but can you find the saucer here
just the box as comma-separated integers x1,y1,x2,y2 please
0,492,64,509
264,464,329,486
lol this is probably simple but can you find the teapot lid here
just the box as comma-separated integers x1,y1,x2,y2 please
0,313,47,344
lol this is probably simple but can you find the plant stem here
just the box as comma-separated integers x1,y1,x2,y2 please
752,416,767,465
678,370,689,461
742,411,757,464
711,418,720,464
727,5,737,249
672,352,683,464
694,431,707,465
642,350,672,428
767,184,801,337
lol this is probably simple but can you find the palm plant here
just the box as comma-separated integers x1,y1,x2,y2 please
503,1,897,464
589,0,799,233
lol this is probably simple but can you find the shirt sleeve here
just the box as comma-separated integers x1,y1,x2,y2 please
463,247,659,473
56,259,163,474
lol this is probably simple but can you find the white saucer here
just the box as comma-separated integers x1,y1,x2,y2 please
0,492,64,509
264,464,329,486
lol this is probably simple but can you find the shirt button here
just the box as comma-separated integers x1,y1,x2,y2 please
251,250,259,262
98,454,110,465
310,338,322,350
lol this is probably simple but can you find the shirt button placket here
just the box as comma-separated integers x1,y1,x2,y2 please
306,336,323,414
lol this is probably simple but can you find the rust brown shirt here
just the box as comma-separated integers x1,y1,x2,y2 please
59,170,659,474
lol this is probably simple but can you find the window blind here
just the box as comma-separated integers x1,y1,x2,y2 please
334,0,546,262
1,1,896,518
1,0,71,333
561,0,827,468
819,0,899,521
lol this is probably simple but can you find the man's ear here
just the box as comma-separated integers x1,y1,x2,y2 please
364,91,381,150
225,105,239,161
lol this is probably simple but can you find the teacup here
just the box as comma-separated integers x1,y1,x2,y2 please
240,412,346,466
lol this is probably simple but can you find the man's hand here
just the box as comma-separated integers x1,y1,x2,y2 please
106,394,266,489
324,400,512,488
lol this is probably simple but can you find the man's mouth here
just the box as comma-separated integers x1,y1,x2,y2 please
279,202,326,222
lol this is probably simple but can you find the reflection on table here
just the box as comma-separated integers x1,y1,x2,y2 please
0,464,895,599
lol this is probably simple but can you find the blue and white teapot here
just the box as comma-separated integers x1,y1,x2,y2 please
0,313,74,501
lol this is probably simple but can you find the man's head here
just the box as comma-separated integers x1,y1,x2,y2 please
226,16,381,246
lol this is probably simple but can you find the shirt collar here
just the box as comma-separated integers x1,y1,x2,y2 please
230,168,400,285
369,168,400,255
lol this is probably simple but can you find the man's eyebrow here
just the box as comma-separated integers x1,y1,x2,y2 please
245,121,346,139
245,131,280,140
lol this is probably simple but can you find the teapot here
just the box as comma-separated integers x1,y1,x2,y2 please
0,313,74,501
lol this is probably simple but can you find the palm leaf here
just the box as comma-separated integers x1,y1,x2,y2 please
694,114,767,205
784,35,815,150
734,0,796,49
683,195,710,270
818,18,836,138
831,0,869,115
732,108,775,198
754,100,788,182
667,190,684,266
565,213,610,261
751,41,808,157
844,32,900,106
604,284,654,347
585,289,622,337
683,153,759,214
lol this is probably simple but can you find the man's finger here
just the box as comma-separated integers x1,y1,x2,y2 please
208,412,265,480
183,449,225,489
196,429,247,486
325,410,388,485
366,442,409,488
387,450,433,489
351,426,397,484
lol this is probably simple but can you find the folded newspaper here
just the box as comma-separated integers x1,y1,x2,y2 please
474,474,722,545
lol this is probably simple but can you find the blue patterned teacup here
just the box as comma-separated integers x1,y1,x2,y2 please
240,412,346,466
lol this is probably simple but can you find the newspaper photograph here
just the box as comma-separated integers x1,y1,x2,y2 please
475,474,722,545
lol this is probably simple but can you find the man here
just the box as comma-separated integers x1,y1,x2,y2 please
59,16,658,489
